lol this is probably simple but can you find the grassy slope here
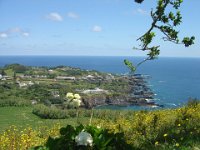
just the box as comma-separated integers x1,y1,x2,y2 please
0,107,89,132
0,105,199,149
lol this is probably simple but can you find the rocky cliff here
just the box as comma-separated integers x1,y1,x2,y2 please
81,74,159,108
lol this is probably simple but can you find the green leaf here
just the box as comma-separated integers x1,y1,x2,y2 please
124,59,136,72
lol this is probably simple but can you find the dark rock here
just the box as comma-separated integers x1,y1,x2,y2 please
82,74,159,108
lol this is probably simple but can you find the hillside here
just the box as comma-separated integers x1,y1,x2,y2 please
0,64,156,109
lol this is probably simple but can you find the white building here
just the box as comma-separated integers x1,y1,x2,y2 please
28,81,34,86
56,76,75,80
82,88,108,94
19,82,27,88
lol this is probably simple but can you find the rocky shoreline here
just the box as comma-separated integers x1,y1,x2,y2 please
82,74,162,109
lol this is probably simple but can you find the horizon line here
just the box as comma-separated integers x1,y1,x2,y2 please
0,55,200,58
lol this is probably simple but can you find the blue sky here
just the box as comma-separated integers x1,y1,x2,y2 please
0,0,199,57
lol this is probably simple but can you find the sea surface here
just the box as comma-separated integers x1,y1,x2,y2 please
1,56,200,110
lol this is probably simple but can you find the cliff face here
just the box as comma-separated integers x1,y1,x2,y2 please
81,74,157,108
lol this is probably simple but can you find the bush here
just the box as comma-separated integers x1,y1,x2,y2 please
32,104,69,119
0,98,31,107
32,124,133,150
187,98,200,108
5,64,28,73
1,104,200,149
92,104,200,149
48,98,64,104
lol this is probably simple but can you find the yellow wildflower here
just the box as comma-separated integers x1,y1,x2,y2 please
155,141,159,145
177,124,181,127
175,143,180,147
66,92,74,99
163,133,168,137
74,94,81,100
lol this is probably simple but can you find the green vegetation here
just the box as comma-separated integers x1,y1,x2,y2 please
0,64,199,149
0,0,198,149
0,64,133,110
3,63,157,111
33,125,132,150
0,107,89,132
0,102,200,149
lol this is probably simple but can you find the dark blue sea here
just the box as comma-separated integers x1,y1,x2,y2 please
1,56,200,110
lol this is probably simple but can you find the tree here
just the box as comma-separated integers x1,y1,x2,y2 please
13,71,16,81
124,0,195,73
1,69,7,76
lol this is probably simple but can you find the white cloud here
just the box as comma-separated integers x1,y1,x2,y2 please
46,12,63,21
67,12,79,19
22,32,30,37
9,27,30,37
0,33,8,38
0,27,30,38
136,8,148,15
92,25,102,32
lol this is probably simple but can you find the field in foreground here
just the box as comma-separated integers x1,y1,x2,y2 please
0,103,200,150
0,107,90,132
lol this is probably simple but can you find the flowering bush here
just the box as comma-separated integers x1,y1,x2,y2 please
0,124,60,150
1,102,200,149
32,124,132,150
92,103,200,149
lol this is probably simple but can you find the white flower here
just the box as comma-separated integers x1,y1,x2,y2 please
75,131,93,146
66,92,74,100
73,99,81,108
74,94,81,100
97,125,101,129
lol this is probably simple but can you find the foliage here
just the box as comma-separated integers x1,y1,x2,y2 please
0,124,60,150
0,98,31,107
32,104,69,119
0,103,200,149
48,98,64,104
4,64,28,73
187,98,200,108
32,104,133,119
26,84,52,101
93,103,200,149
0,64,131,109
125,0,195,73
0,69,7,76
32,125,132,150
0,82,51,106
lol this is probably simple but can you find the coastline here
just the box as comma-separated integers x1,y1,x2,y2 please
81,74,161,109
1,56,200,108
0,64,159,109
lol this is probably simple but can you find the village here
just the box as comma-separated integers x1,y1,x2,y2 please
0,64,156,108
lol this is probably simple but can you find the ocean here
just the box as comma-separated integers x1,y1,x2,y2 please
1,56,200,109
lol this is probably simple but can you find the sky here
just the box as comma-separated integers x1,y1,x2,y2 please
0,0,199,57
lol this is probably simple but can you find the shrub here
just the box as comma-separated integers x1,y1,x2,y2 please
32,104,69,119
0,98,31,107
187,98,200,108
32,125,133,150
0,124,61,150
49,98,64,104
